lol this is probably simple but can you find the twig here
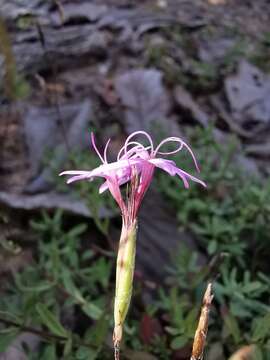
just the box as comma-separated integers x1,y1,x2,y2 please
0,316,91,348
35,21,71,153
0,317,66,342
190,283,214,360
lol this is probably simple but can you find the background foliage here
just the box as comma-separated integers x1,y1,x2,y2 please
1,128,270,359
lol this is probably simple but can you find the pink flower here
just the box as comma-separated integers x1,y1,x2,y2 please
60,131,206,226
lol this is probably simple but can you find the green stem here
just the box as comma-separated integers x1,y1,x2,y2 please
113,220,137,353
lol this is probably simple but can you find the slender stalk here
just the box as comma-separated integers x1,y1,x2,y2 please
191,283,213,360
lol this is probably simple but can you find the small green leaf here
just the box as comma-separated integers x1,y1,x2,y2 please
82,250,94,261
0,310,21,323
185,308,199,337
224,313,241,344
76,346,97,360
36,303,68,338
82,303,102,320
85,314,110,348
15,279,54,293
242,281,262,293
62,272,85,304
41,344,57,360
63,335,73,357
208,240,217,255
164,326,180,336
67,223,87,238
0,329,19,353
170,335,188,350
252,312,270,342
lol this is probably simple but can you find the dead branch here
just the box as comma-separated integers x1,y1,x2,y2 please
191,283,214,360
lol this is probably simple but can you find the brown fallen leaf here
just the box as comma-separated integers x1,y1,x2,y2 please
139,314,162,345
228,345,257,360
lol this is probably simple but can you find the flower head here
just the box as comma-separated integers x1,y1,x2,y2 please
60,131,206,226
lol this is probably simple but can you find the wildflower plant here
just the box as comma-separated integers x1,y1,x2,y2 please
60,130,205,358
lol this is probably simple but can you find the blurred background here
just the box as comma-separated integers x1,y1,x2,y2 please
0,0,270,359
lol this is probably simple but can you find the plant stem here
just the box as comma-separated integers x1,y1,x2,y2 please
113,220,137,358
114,343,120,360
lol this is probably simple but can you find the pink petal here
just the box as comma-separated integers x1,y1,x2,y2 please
176,168,206,188
59,170,93,184
92,159,140,175
148,158,178,176
67,174,93,184
60,159,141,185
148,158,206,188
59,170,92,176
99,165,141,194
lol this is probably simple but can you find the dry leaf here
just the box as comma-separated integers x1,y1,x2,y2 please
114,69,170,132
0,191,113,218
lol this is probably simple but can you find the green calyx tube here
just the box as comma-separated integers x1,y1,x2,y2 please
113,219,137,350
